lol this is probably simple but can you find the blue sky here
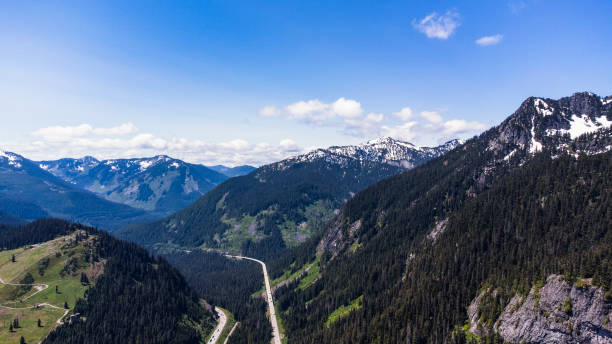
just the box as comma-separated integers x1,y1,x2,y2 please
1,0,611,166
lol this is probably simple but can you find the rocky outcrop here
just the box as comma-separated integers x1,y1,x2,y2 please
317,219,361,257
469,275,611,343
426,218,448,243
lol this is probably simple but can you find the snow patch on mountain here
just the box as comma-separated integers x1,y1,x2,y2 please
534,98,553,116
139,160,154,170
549,114,612,139
272,137,462,172
529,116,543,153
0,151,23,168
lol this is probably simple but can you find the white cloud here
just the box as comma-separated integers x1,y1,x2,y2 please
343,113,385,137
8,123,311,166
331,97,363,118
365,113,384,122
219,139,250,151
259,105,281,117
261,97,489,146
279,139,299,151
412,11,460,40
441,119,487,135
285,99,332,123
280,97,364,124
32,123,137,142
393,107,413,121
475,34,503,46
381,121,420,142
421,110,444,124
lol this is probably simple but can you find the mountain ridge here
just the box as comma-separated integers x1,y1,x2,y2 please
38,155,228,216
270,91,612,343
116,137,462,257
0,151,155,230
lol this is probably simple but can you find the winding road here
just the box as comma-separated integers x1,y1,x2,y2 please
0,270,70,325
225,255,282,344
208,306,228,344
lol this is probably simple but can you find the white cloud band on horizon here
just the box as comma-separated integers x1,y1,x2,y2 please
32,123,138,142
6,95,489,167
259,98,488,146
2,123,309,167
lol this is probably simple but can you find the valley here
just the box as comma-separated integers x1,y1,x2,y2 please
3,2,611,343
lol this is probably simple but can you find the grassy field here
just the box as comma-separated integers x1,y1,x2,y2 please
325,295,363,328
251,254,322,298
0,232,97,344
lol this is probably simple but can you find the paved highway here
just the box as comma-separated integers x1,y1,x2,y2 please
226,255,281,344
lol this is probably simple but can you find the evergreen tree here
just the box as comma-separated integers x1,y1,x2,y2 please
80,272,89,286
38,319,42,327
64,302,69,309
9,324,13,332
11,254,15,262
20,336,26,344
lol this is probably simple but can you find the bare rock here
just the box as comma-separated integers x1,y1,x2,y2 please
494,275,611,343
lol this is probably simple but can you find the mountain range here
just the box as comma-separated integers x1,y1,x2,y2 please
1,92,610,344
268,91,612,343
116,138,462,256
38,155,229,216
0,151,154,230
0,149,258,230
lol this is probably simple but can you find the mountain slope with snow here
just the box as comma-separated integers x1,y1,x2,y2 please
273,92,612,343
39,155,228,216
0,151,154,230
116,137,460,257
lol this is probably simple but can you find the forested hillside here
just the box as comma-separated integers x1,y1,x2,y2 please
271,92,612,343
117,138,460,260
0,219,215,344
276,152,611,343
164,251,273,344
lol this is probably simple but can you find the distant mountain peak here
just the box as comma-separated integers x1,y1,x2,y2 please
490,91,612,160
364,136,416,147
269,137,462,172
0,150,24,169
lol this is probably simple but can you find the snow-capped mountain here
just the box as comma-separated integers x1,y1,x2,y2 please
38,156,100,182
0,151,26,169
0,151,153,229
39,155,228,216
269,137,462,172
487,92,612,163
117,137,461,252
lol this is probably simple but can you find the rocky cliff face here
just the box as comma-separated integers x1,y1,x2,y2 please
468,275,611,343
